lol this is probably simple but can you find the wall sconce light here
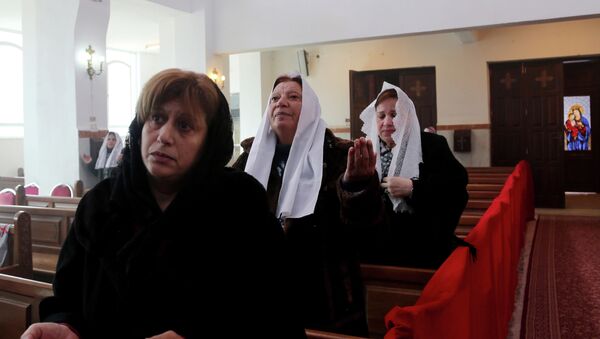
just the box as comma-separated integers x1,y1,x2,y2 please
209,68,226,88
86,45,104,80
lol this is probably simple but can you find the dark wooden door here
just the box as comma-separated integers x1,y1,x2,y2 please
349,67,436,139
490,60,565,207
563,59,600,193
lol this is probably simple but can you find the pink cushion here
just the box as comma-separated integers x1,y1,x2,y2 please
51,184,73,197
24,184,40,195
0,189,16,205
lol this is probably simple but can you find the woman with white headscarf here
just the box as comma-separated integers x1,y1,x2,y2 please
340,82,470,268
233,73,368,336
82,131,124,180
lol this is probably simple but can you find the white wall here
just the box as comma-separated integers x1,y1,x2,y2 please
22,0,81,194
138,51,162,88
0,139,24,177
262,18,600,167
238,52,264,141
213,0,600,54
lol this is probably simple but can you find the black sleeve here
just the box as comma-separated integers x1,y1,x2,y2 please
230,151,248,170
337,173,385,226
223,172,307,338
412,134,468,237
39,207,87,333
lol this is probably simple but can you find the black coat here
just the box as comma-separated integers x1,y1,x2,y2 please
233,129,368,336
40,85,306,338
340,132,469,268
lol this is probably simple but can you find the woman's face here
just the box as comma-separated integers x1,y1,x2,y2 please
106,134,117,149
376,97,398,147
141,99,207,186
268,80,302,144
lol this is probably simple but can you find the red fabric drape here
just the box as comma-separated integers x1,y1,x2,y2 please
384,161,534,339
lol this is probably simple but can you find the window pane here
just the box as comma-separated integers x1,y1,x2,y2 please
107,61,134,135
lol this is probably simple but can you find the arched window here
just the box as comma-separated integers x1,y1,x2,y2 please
106,49,137,137
0,31,23,138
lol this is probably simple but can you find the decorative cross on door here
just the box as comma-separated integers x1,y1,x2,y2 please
500,72,516,90
410,80,427,97
535,70,554,88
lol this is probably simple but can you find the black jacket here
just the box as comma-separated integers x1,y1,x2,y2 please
340,132,469,268
40,85,305,338
233,129,368,336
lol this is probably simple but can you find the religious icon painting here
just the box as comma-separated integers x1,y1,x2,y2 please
563,96,592,151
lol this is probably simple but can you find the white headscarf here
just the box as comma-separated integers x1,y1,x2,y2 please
95,132,124,170
244,72,326,220
360,82,422,213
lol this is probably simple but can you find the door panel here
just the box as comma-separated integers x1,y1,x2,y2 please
490,64,525,166
524,62,564,207
350,67,437,139
490,60,565,207
563,60,600,192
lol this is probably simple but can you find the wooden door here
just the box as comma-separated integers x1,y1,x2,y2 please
490,60,565,207
563,59,600,193
524,61,565,207
349,67,436,139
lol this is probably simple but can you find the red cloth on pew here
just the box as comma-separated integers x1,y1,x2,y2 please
384,161,534,339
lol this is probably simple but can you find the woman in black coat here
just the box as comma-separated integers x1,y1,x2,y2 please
233,73,367,336
341,82,469,269
22,69,305,339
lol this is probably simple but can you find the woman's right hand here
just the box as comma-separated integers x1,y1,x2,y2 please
343,137,376,183
21,323,79,339
81,153,92,164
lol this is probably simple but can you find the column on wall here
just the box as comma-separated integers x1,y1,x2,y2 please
22,0,94,195
238,52,265,141
74,0,110,190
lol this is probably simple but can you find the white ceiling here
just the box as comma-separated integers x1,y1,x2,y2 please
0,0,181,52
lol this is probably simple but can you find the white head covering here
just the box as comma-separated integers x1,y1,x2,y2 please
360,82,422,213
244,72,326,220
95,132,124,170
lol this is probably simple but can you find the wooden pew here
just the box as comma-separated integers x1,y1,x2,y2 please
0,176,24,191
0,211,33,279
0,273,53,338
457,167,512,238
74,179,85,198
0,205,74,277
360,264,435,338
15,185,81,209
0,205,74,256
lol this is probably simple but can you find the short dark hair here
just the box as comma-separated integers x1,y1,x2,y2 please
273,75,303,90
375,89,398,109
136,68,220,126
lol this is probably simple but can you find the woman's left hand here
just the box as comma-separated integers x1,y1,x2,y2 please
381,176,413,198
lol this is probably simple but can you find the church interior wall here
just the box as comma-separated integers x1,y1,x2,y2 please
261,17,600,167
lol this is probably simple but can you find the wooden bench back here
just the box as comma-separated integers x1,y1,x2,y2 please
0,211,33,279
360,264,435,338
15,185,81,209
0,273,53,338
0,176,24,191
0,205,75,256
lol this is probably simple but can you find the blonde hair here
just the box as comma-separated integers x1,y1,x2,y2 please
136,68,220,125
569,103,585,117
